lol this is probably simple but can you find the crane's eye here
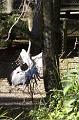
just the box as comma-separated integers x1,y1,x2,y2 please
17,71,19,73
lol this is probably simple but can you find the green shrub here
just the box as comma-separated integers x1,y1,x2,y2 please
29,68,79,120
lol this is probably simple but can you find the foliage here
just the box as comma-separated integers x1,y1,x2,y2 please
0,107,24,120
29,68,79,120
0,107,13,120
0,13,28,40
0,40,12,48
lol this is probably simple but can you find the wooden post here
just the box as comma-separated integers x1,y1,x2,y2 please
62,18,67,53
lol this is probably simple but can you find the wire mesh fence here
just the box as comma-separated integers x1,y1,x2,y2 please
61,0,79,5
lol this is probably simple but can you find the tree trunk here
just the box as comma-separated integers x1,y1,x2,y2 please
43,0,62,95
51,0,62,73
3,0,13,14
31,0,43,40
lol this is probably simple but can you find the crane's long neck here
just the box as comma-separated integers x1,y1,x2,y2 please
27,40,31,54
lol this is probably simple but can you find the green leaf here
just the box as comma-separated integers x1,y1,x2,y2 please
64,99,75,114
64,99,75,106
0,111,8,118
77,111,79,118
65,106,73,114
63,84,72,95
66,112,76,120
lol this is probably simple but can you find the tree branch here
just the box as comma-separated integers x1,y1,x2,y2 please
5,0,31,41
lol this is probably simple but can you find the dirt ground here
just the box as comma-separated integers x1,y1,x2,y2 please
0,78,46,105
